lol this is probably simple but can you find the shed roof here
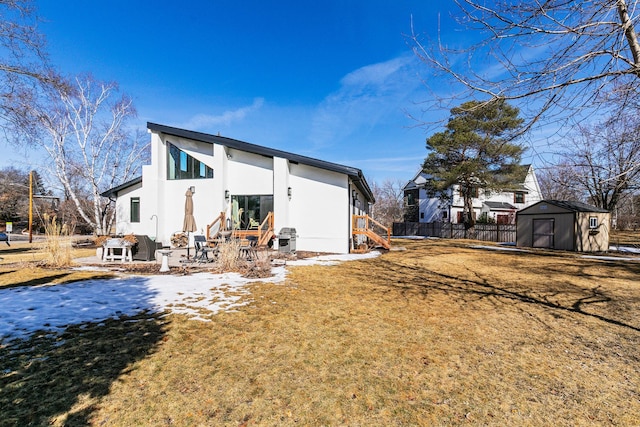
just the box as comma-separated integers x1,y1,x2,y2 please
519,200,609,214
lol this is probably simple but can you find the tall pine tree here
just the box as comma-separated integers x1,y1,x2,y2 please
423,99,525,235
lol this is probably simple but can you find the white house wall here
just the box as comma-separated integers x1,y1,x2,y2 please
226,148,274,195
112,129,365,254
288,163,350,253
414,166,543,223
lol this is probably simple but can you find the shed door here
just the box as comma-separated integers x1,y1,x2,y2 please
532,219,554,248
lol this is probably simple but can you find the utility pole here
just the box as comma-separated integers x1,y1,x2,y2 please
28,170,33,243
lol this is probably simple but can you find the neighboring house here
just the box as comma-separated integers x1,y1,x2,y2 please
403,165,543,224
516,200,610,252
102,122,378,254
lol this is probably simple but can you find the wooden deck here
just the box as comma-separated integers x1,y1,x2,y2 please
206,211,389,253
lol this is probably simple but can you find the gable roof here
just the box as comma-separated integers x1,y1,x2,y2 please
520,200,609,214
404,165,533,192
147,122,374,202
543,200,609,213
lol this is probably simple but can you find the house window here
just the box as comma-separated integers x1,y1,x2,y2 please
589,216,598,229
405,189,418,206
442,211,448,219
167,142,214,180
130,197,140,223
459,186,479,198
514,192,525,204
420,212,424,219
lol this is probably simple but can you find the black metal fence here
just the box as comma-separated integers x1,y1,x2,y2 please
392,222,517,243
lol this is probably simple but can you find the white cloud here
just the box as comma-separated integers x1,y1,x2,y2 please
309,55,424,149
181,98,265,131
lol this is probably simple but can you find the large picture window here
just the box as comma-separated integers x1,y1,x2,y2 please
167,142,213,180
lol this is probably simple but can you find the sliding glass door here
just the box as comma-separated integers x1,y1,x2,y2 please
231,195,273,229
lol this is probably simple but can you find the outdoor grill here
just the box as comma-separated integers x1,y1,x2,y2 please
278,227,297,253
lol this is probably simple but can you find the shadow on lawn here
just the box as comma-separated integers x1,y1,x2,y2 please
371,255,640,333
0,247,32,255
0,311,169,426
0,273,115,289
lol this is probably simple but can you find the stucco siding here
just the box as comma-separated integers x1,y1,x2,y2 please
107,123,374,254
288,163,349,253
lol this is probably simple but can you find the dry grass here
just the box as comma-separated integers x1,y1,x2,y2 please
1,238,640,426
610,229,640,246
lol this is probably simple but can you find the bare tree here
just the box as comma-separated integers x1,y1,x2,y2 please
557,112,640,211
536,162,585,201
371,179,405,227
0,0,62,126
12,75,148,234
411,1,640,131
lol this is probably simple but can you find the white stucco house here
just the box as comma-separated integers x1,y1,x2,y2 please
403,165,543,224
102,123,380,254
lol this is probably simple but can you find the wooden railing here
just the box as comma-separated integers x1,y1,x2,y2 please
352,215,391,252
232,211,275,246
208,211,275,247
206,212,227,240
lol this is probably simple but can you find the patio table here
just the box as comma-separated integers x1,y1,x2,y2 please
103,239,133,263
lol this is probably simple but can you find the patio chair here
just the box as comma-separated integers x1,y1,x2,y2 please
133,234,161,261
239,236,258,261
193,235,216,263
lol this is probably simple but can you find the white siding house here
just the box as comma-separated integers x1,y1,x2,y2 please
403,165,543,224
102,123,375,254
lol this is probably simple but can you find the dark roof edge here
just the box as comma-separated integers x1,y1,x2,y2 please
518,199,610,213
101,176,142,198
148,122,374,202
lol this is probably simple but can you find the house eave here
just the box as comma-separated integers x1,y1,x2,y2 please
147,122,375,203
100,176,142,198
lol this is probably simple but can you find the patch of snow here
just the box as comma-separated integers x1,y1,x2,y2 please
609,245,640,254
0,253,376,343
581,255,640,262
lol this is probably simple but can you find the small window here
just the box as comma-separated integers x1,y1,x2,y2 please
442,211,448,219
405,189,418,206
460,186,479,198
514,192,525,204
589,216,598,229
420,212,424,219
130,197,140,223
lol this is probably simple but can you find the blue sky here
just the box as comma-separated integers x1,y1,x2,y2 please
3,1,490,184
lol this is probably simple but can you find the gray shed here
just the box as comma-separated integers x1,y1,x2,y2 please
516,200,610,252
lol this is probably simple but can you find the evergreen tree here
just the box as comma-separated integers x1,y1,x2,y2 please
423,99,525,235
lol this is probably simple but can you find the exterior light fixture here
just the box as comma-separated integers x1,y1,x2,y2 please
225,190,230,200
287,187,292,199
189,186,196,194
352,190,357,200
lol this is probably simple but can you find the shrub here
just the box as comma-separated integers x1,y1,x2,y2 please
42,214,72,267
216,239,241,271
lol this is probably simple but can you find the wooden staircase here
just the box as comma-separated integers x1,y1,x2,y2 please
206,211,275,247
352,215,391,252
